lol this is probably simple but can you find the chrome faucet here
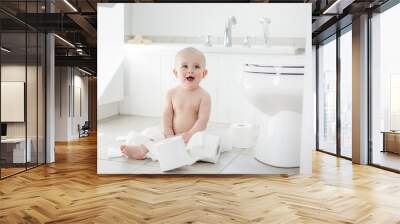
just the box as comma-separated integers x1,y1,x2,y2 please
224,16,237,47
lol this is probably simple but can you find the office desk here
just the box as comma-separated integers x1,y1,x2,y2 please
1,138,31,163
382,131,400,154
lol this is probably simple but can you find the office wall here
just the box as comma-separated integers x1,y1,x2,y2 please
1,63,45,168
73,73,89,137
55,67,89,141
55,67,69,141
0,9,47,178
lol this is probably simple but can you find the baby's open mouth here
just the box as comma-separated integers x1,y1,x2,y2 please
186,76,195,82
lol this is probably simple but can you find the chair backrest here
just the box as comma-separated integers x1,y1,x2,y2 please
82,121,90,129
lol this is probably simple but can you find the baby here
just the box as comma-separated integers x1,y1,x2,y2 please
120,47,211,160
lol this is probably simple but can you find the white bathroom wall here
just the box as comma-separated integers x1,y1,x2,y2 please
98,102,120,120
98,3,125,107
127,3,308,39
124,3,132,39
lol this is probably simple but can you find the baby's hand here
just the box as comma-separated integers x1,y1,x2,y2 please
182,132,192,144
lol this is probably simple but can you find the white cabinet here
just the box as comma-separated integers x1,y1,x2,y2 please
216,54,239,123
160,54,178,112
200,54,219,122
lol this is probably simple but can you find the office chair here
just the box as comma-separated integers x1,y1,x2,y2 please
79,121,90,138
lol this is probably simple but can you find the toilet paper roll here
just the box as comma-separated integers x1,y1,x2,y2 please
206,126,232,152
230,123,256,149
153,136,194,172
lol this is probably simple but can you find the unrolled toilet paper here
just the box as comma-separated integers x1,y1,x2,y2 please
126,131,149,146
230,123,257,149
141,127,165,142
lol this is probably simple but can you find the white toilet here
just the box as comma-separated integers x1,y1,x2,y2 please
240,64,304,167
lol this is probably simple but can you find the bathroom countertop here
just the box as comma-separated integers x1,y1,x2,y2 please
124,42,305,55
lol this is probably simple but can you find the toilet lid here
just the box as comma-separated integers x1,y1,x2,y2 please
243,64,304,75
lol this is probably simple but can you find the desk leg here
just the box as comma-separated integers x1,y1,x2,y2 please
382,133,386,153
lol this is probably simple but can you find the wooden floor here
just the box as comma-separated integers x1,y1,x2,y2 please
1,135,400,223
1,167,26,178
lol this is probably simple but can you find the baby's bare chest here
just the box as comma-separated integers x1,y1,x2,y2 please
172,94,202,112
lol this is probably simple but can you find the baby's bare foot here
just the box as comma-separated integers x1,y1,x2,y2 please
120,144,148,160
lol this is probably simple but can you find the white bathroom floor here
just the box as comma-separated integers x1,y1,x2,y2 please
97,115,299,175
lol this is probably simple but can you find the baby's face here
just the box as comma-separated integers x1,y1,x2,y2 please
173,52,207,90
